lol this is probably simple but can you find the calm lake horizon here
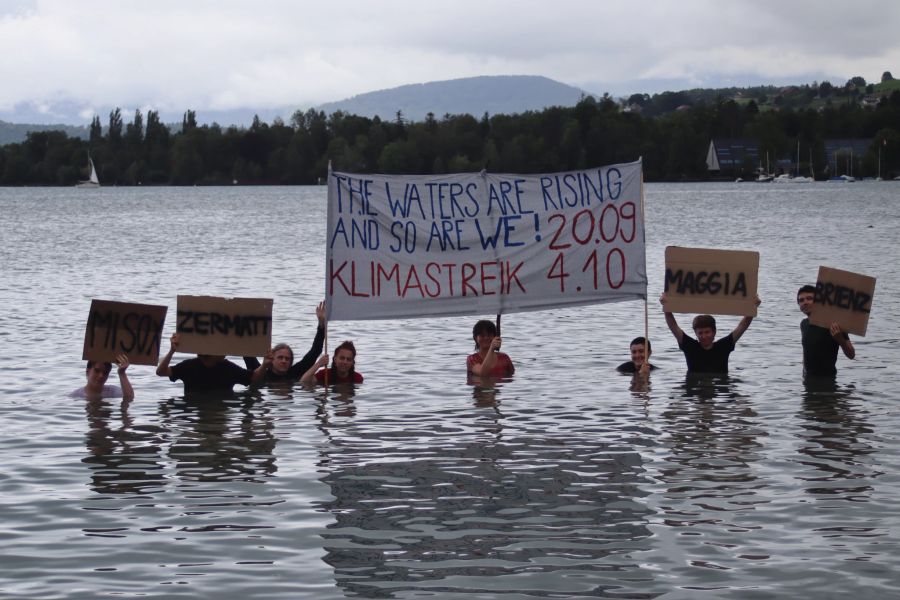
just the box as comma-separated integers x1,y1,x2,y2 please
1,181,898,599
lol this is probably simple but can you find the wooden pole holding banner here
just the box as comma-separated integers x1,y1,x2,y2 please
495,314,501,352
640,164,649,359
325,159,332,387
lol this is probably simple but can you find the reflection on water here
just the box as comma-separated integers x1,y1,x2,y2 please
3,183,899,598
797,380,876,500
159,394,278,485
314,381,660,597
658,376,767,529
83,398,165,496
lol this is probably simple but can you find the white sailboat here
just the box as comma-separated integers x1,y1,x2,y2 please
76,157,100,187
774,142,813,183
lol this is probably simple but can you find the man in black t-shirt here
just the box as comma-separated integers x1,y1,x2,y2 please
157,333,265,394
797,285,855,377
660,293,760,374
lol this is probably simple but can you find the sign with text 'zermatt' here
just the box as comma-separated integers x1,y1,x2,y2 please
325,160,646,320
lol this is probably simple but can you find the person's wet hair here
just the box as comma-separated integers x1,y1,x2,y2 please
797,284,816,302
272,342,293,362
86,360,112,375
692,315,716,332
630,336,651,354
472,319,497,344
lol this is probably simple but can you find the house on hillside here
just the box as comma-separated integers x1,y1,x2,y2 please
706,139,760,176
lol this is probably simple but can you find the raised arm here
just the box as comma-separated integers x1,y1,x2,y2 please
292,302,327,378
116,353,134,401
156,333,180,377
731,295,761,344
301,354,329,385
831,322,856,360
659,293,684,345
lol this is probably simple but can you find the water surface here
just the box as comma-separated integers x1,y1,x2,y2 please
1,182,898,599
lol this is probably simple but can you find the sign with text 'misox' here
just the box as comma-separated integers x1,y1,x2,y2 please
176,295,273,356
664,246,759,316
325,160,647,321
82,299,168,365
810,266,876,336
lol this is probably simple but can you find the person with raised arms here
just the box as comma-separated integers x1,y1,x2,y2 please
467,319,515,378
301,340,364,385
72,354,134,401
660,292,760,374
796,284,855,377
156,333,267,394
243,302,326,383
616,337,657,376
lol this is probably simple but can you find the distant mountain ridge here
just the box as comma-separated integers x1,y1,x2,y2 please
316,75,591,121
0,119,89,146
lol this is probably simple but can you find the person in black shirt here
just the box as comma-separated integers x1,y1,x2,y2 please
797,285,855,377
156,333,265,394
616,336,657,375
660,292,760,374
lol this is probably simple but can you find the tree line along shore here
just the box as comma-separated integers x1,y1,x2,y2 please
2,88,899,187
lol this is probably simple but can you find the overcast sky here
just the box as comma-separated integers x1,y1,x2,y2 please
2,0,898,123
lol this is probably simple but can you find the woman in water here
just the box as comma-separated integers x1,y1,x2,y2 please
72,354,134,401
467,319,514,377
244,302,326,382
301,340,363,384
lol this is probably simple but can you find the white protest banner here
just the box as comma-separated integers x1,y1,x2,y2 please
325,160,646,320
176,295,273,356
810,266,876,336
663,247,759,316
82,300,168,365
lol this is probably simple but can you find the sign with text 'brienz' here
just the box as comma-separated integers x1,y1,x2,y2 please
325,161,647,320
664,246,759,316
810,266,876,336
82,300,168,365
176,295,273,356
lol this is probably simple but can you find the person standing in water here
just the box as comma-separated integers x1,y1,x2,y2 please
156,333,267,394
301,340,363,385
796,284,855,377
467,319,515,377
72,355,134,400
243,302,326,382
660,292,760,374
616,337,656,376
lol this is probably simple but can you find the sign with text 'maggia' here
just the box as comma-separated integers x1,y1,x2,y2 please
663,246,760,317
325,160,647,320
176,295,273,356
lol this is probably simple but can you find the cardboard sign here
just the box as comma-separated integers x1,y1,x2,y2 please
663,246,759,316
176,295,273,356
810,266,876,336
82,300,168,365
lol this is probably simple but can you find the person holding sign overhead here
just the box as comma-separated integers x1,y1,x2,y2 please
156,333,267,393
660,293,760,374
301,341,364,385
467,319,515,378
797,285,855,377
72,355,134,401
243,302,326,383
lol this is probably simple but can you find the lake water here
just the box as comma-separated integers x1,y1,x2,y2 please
1,182,898,599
